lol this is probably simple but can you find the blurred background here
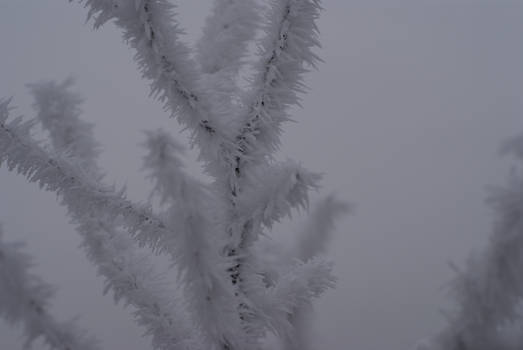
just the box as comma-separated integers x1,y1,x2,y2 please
0,1,522,349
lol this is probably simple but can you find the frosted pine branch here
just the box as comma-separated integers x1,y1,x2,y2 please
232,0,322,177
28,78,100,170
247,193,349,350
73,3,327,334
143,130,247,349
214,1,323,317
252,258,335,339
280,195,349,350
2,2,341,349
236,160,321,243
79,0,232,159
218,159,321,341
28,82,199,350
78,220,200,350
0,100,173,259
421,138,523,349
216,160,322,340
0,225,101,350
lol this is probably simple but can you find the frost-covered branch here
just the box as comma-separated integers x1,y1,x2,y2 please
235,160,320,244
212,1,323,319
421,136,523,349
78,0,231,156
279,195,349,350
141,134,325,347
232,193,344,348
215,159,321,341
0,101,165,252
250,258,335,340
73,2,327,339
6,2,338,348
231,0,322,180
0,225,101,350
27,82,199,349
0,100,178,266
78,220,199,350
28,78,99,170
143,130,247,349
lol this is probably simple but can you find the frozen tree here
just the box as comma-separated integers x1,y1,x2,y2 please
416,133,523,349
0,1,347,349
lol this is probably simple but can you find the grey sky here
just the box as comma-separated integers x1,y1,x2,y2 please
1,1,522,349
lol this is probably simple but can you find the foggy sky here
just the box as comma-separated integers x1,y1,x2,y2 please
1,1,522,349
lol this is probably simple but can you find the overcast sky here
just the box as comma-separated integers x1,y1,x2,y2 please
1,1,523,349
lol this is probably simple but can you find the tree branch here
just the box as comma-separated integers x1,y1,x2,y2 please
425,146,523,349
249,257,335,340
0,100,172,268
143,130,248,349
231,0,322,180
235,160,320,245
27,82,200,349
202,1,323,338
78,0,232,159
28,78,100,170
